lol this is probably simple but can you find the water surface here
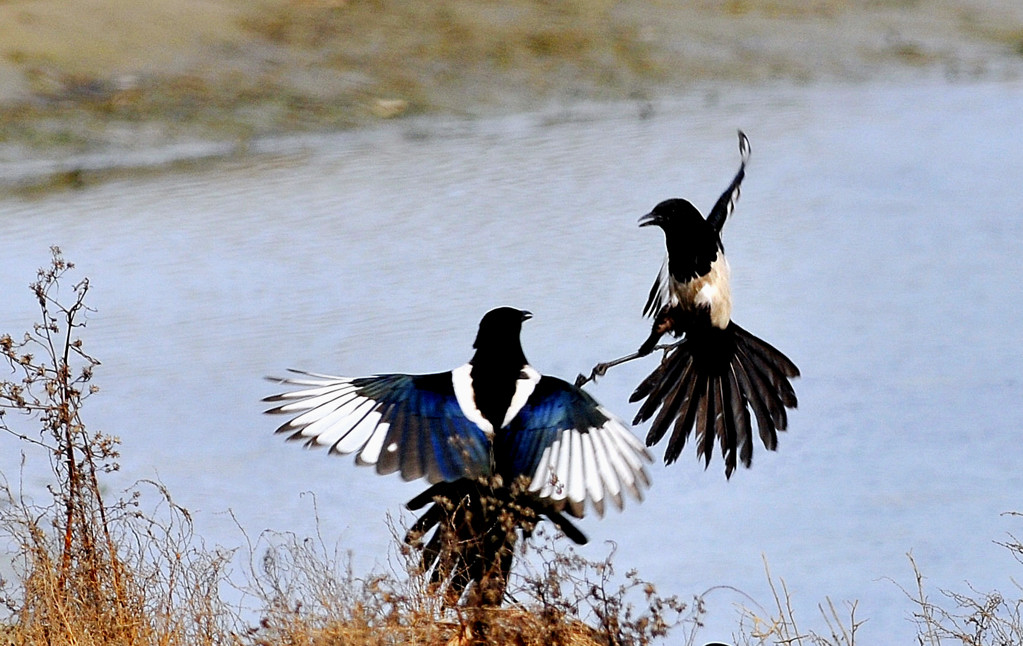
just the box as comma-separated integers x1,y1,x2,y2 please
1,79,1022,642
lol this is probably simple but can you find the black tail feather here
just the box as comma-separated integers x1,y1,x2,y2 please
735,322,800,378
718,372,738,474
736,345,787,430
406,481,456,511
406,500,444,537
731,353,779,451
633,348,690,433
646,361,695,447
694,377,712,468
664,373,701,464
542,508,588,545
630,321,798,477
728,367,755,467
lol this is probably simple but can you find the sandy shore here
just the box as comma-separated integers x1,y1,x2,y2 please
1,0,1021,185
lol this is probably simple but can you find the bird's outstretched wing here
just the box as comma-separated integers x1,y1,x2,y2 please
642,255,672,319
264,370,491,484
706,130,751,233
500,376,652,518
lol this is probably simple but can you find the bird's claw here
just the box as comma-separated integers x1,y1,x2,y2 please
575,363,609,388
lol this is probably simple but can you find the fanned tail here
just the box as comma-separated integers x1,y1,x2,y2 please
403,477,587,607
630,321,799,477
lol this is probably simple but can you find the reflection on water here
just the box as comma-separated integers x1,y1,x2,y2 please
1,79,1022,642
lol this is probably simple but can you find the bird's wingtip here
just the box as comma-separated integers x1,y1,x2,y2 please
737,130,751,160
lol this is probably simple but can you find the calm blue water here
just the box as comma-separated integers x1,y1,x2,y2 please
2,78,1022,643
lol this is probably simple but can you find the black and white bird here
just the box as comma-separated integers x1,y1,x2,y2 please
264,307,651,605
634,131,799,477
579,131,799,477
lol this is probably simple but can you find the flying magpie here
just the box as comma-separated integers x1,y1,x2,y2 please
264,306,651,605
578,132,799,478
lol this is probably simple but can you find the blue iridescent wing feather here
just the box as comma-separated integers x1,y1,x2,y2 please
265,370,492,484
499,376,651,517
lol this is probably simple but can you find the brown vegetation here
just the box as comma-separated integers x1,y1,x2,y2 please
0,248,235,645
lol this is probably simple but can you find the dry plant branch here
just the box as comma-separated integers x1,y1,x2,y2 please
735,555,862,646
0,247,137,640
0,248,240,645
896,548,1023,646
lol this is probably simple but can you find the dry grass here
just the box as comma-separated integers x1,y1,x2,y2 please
0,248,236,646
732,558,864,646
729,541,1023,646
233,513,704,646
899,543,1023,646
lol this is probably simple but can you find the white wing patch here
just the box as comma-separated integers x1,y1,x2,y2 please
528,406,651,517
452,363,541,434
265,372,391,467
451,363,493,435
501,365,541,428
645,255,673,317
355,413,390,465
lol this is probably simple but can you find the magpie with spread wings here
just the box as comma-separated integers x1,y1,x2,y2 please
265,307,650,605
578,132,799,478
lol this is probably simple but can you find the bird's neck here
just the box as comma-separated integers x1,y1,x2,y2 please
469,345,527,379
469,345,528,431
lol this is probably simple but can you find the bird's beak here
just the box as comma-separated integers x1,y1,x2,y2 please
521,310,533,322
638,211,659,227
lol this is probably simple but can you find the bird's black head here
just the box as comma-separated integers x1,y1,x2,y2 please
638,198,706,233
473,307,532,352
640,198,721,280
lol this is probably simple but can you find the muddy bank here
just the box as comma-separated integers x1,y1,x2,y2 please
1,0,1021,185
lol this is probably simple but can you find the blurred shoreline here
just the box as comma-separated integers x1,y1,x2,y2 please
1,0,1021,190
